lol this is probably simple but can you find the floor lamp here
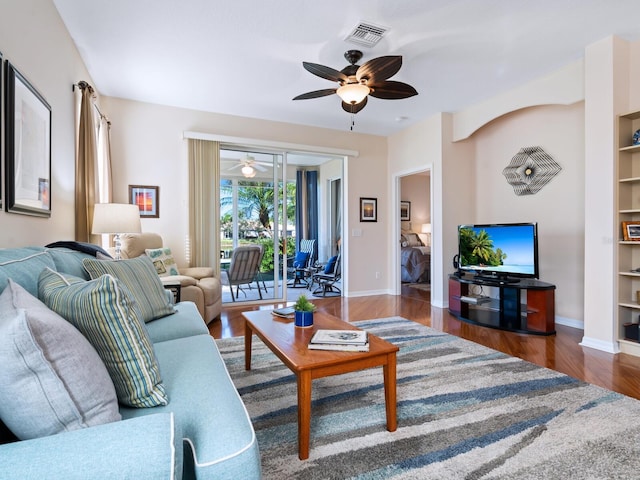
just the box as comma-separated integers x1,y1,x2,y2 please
92,203,142,259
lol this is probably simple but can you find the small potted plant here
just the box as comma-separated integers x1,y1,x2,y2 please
293,295,316,328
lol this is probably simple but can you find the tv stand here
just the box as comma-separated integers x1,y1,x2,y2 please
473,274,520,285
448,274,556,335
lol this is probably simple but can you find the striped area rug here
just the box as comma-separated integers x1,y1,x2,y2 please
217,317,640,479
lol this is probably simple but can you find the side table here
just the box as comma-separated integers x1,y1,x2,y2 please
163,282,181,303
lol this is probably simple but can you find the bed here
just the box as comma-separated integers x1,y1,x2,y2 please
400,231,431,283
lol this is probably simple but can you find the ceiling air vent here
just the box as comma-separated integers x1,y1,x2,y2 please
345,22,389,48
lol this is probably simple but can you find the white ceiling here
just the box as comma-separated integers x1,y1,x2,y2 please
53,0,640,137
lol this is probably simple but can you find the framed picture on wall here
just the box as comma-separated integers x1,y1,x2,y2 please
129,185,159,218
400,201,411,221
5,61,51,217
622,221,640,241
360,197,377,222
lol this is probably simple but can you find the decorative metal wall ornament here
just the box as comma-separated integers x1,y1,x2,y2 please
502,146,561,196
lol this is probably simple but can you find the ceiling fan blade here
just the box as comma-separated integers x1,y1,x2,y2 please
302,62,348,83
369,81,418,100
356,56,402,84
253,164,268,172
228,164,242,170
293,88,337,100
341,96,368,114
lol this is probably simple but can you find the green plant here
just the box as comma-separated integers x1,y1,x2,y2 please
293,295,316,312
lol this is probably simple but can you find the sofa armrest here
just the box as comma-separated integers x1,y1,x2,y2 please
161,274,198,287
1,413,182,480
180,266,215,280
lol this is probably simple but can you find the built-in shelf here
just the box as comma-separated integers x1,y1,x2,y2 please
616,109,640,352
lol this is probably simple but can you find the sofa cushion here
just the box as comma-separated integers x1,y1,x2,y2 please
45,248,95,280
0,280,121,440
145,302,208,343
82,256,175,323
120,334,261,479
38,268,169,408
0,247,55,297
145,247,180,276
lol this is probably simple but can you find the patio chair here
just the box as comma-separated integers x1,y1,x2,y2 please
221,245,264,301
287,239,316,288
312,253,341,297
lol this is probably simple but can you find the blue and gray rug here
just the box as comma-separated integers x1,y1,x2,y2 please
217,317,640,479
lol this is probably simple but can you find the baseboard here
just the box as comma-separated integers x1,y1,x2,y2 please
555,316,583,330
346,289,392,298
579,336,619,354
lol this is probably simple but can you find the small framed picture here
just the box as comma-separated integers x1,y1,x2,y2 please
129,185,159,218
622,221,640,241
400,201,411,221
360,197,377,222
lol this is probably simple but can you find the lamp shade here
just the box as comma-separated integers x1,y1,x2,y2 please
336,83,370,104
421,223,431,234
92,203,142,235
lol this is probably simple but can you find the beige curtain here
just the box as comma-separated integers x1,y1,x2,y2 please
74,81,113,244
188,139,220,275
74,82,99,242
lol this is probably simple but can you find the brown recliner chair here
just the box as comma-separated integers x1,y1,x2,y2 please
117,233,222,324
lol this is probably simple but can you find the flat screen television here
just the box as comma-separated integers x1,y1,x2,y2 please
457,222,539,282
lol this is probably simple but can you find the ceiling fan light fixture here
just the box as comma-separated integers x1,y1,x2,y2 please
241,165,256,178
336,83,370,104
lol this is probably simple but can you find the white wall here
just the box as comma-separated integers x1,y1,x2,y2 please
102,96,388,295
472,103,585,323
0,0,93,247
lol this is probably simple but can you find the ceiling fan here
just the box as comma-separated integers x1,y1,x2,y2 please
293,50,418,116
228,155,272,178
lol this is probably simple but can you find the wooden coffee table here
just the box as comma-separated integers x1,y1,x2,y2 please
243,310,399,460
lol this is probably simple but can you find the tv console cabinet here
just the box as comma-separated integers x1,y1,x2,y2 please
448,274,556,335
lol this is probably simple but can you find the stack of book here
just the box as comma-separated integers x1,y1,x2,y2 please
271,306,295,318
308,329,369,352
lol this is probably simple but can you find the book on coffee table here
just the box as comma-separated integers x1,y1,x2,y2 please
272,306,295,318
309,329,368,347
308,341,369,352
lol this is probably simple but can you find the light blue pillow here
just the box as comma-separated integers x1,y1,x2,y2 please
0,280,121,440
38,268,169,408
82,255,175,323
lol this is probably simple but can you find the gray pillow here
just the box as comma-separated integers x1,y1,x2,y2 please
0,280,121,440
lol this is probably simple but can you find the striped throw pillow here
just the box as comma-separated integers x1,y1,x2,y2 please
82,255,175,323
38,268,169,408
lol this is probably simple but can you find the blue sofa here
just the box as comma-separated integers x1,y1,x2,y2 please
0,246,261,479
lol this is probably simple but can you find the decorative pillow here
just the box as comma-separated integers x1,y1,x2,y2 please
82,256,175,323
324,255,338,274
0,280,121,440
145,247,180,277
404,232,423,247
293,251,310,268
38,268,169,408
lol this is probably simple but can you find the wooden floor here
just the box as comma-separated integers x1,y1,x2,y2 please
209,284,640,401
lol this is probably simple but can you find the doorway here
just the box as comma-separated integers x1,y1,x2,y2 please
397,170,432,295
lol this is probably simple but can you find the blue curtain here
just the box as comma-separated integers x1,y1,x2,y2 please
306,171,318,262
294,170,318,262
